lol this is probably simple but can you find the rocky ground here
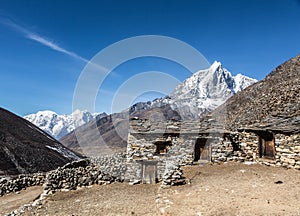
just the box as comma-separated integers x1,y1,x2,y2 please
1,162,300,216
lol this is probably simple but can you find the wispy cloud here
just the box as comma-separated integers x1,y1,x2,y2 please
28,34,89,63
0,18,90,63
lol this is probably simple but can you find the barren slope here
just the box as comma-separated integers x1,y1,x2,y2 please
0,108,82,176
211,54,300,133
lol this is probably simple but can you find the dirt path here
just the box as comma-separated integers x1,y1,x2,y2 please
0,186,43,216
8,163,300,216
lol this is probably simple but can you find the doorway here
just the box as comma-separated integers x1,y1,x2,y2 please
140,160,158,184
258,131,275,159
194,138,211,162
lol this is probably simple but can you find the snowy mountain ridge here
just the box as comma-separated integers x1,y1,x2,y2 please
24,110,106,139
148,61,257,119
25,61,257,139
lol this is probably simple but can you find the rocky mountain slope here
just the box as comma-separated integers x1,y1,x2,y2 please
24,110,106,139
0,108,82,176
211,54,300,133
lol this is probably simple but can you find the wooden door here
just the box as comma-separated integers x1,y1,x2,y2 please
259,133,275,159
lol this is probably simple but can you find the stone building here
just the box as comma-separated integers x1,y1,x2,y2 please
125,117,300,184
126,118,232,184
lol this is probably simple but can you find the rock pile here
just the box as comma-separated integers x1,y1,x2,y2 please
161,161,186,187
0,174,45,196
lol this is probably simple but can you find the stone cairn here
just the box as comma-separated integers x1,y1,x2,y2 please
161,161,186,187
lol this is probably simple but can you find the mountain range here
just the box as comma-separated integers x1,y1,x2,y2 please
24,110,107,139
24,61,257,142
57,61,257,155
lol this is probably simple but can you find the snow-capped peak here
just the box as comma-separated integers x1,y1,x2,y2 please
210,61,222,72
24,110,107,139
150,61,257,119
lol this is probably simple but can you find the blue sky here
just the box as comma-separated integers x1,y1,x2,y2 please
0,0,300,116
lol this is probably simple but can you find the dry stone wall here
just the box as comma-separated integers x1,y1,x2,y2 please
90,153,127,182
237,131,300,169
43,159,115,192
0,173,45,196
0,158,118,197
127,118,300,183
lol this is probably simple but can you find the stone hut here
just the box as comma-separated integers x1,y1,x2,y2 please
125,118,236,183
125,116,300,184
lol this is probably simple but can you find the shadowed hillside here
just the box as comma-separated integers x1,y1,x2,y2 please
0,108,82,176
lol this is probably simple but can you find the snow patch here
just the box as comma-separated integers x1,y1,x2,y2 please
46,145,80,160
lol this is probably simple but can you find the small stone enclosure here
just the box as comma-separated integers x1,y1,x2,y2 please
126,118,300,184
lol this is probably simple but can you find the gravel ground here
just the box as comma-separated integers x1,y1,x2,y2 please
2,162,300,216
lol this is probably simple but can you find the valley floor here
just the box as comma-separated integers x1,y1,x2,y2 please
2,162,300,216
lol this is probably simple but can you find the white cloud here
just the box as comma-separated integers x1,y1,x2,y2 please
27,33,89,63
0,18,89,63
0,18,111,74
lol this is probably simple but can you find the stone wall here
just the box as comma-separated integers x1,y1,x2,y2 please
237,131,300,169
211,133,247,163
90,153,127,182
0,159,117,197
210,131,300,170
275,133,300,169
0,173,45,196
43,159,115,192
127,118,300,183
